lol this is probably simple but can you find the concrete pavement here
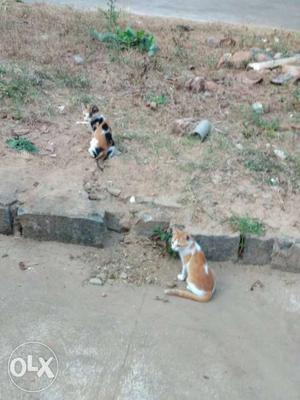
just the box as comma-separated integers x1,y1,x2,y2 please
0,235,299,399
25,0,300,30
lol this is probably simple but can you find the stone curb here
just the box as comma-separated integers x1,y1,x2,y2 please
0,200,299,271
17,207,107,247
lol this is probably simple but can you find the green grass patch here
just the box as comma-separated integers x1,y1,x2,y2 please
91,26,158,56
6,137,38,153
53,70,90,89
0,65,42,104
228,215,265,236
146,92,168,105
242,106,280,138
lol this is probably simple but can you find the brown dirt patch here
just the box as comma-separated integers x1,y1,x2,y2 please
1,2,300,238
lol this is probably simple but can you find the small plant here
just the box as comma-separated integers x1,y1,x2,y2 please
152,226,178,257
242,107,280,138
171,26,190,61
6,137,38,153
228,215,265,236
146,93,168,105
91,27,158,56
102,0,119,32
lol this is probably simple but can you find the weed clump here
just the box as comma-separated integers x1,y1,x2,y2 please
6,137,38,153
228,215,265,236
152,226,178,258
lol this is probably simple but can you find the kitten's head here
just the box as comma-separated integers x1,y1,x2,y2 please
171,228,192,251
82,104,100,122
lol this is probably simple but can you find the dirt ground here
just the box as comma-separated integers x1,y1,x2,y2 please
0,234,300,399
0,2,300,239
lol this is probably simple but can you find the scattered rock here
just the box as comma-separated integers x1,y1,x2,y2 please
250,279,264,291
12,128,30,137
193,120,212,141
97,272,108,282
105,211,130,233
89,277,104,286
252,102,264,114
73,54,85,65
271,239,300,273
185,76,206,92
153,196,183,209
84,182,92,193
273,149,286,160
166,281,177,289
219,37,236,47
19,261,29,271
129,196,136,204
134,210,170,237
147,101,157,110
254,53,271,62
204,80,219,91
172,118,196,135
120,272,128,280
155,295,169,303
231,50,253,68
237,71,263,85
101,293,108,297
106,186,121,197
58,105,65,114
206,36,219,48
271,65,300,85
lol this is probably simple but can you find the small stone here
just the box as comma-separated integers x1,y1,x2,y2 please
205,80,218,91
58,105,65,113
129,196,136,204
166,281,177,289
89,277,104,286
207,37,219,48
172,118,195,135
97,272,108,282
235,143,243,150
120,272,128,280
252,102,264,114
231,50,253,68
73,54,85,65
107,187,121,197
102,293,107,297
185,76,206,92
254,53,271,62
273,149,286,160
84,182,92,192
149,101,157,110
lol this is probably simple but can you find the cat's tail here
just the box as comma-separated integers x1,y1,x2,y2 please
164,289,213,303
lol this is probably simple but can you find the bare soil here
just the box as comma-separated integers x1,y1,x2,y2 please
0,2,300,238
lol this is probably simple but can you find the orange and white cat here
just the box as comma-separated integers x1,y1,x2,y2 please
165,228,216,302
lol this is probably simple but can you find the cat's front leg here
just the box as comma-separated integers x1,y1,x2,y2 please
177,264,187,281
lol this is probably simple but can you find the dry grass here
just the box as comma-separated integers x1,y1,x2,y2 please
0,1,300,237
